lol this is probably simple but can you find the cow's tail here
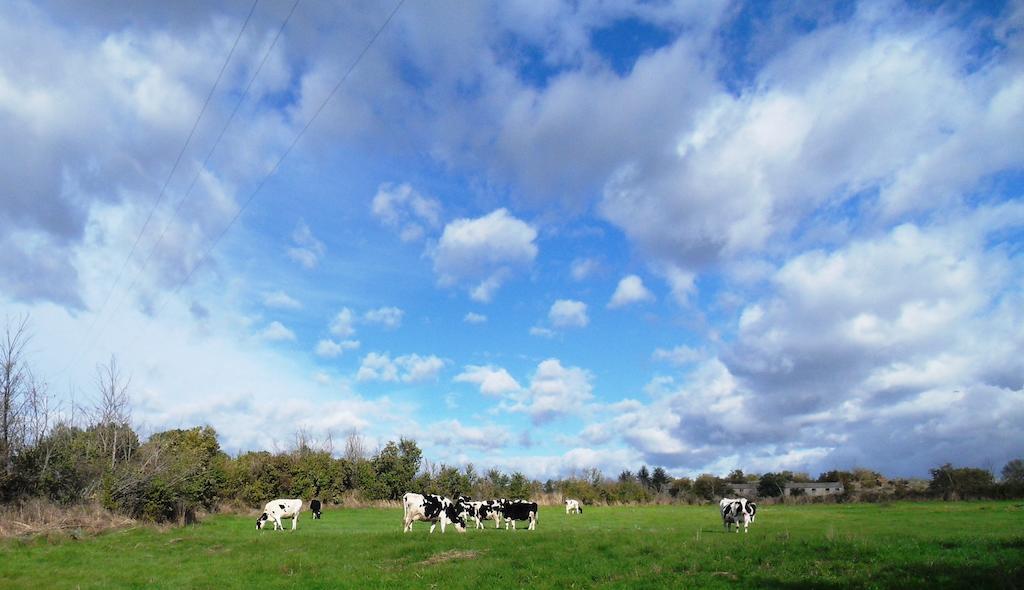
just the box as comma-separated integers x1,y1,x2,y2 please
579,505,583,514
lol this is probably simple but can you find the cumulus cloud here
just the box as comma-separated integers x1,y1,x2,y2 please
548,299,589,328
260,321,296,342
371,182,442,242
329,308,356,338
608,274,654,308
263,290,301,310
598,5,1024,276
507,359,594,423
454,365,522,396
356,352,445,383
586,209,1024,475
363,306,404,329
315,338,360,358
432,208,538,302
287,220,326,269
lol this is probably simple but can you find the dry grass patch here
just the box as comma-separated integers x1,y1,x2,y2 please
418,549,483,566
0,499,134,539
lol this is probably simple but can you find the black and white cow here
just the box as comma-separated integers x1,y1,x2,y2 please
464,500,503,529
402,493,467,533
720,497,756,533
309,499,322,520
499,499,538,530
564,498,582,514
257,499,303,530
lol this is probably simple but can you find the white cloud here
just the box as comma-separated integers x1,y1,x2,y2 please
262,290,302,310
432,208,537,302
529,326,556,338
356,352,445,383
608,274,654,308
454,365,522,396
425,419,512,450
287,220,326,269
371,182,442,242
508,358,594,423
363,306,404,329
570,257,600,281
463,312,487,324
329,308,356,337
315,338,360,358
652,345,703,366
549,299,589,328
260,321,296,342
594,7,1024,280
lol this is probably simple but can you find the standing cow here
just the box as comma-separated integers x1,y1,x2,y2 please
464,500,503,529
720,497,756,533
257,499,303,530
402,493,467,533
564,498,582,514
499,499,538,530
309,499,322,520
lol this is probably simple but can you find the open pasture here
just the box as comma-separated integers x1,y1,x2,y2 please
1,502,1021,589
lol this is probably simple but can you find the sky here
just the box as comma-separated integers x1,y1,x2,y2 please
1,0,1022,480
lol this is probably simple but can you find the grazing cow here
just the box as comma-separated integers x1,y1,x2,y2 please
565,498,582,514
257,499,303,530
464,500,503,529
499,499,538,530
402,493,467,534
720,497,756,533
309,499,322,520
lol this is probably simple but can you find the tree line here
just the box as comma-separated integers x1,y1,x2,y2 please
2,315,1022,524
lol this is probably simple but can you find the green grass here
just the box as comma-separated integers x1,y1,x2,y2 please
1,501,1022,588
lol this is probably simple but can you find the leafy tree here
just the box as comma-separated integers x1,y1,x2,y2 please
435,464,470,498
370,438,422,500
1001,459,1024,484
928,463,995,500
668,477,692,498
758,472,789,498
727,469,746,483
618,470,634,483
651,467,671,493
508,471,531,499
693,474,731,501
637,465,651,489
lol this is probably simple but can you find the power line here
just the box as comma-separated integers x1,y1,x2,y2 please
59,0,260,375
147,0,407,320
76,0,302,365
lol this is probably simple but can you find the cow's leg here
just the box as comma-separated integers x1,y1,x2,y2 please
292,513,298,530
440,518,446,534
429,522,437,534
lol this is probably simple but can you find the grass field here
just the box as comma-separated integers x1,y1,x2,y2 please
1,501,1022,589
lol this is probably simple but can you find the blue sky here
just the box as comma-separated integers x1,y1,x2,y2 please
1,0,1022,479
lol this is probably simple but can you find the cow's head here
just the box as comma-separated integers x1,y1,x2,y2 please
746,502,757,522
256,512,269,530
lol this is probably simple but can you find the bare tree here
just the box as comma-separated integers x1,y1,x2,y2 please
1,315,31,475
344,430,367,462
94,355,132,468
